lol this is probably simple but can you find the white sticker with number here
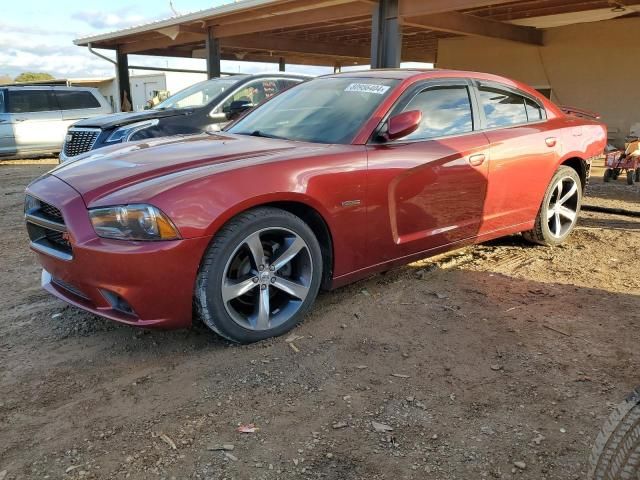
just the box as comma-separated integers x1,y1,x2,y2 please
344,83,390,95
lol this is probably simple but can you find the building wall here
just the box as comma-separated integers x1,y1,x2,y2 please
437,17,640,146
129,72,207,111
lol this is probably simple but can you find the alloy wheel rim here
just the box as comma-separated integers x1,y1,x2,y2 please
221,227,312,331
547,176,579,238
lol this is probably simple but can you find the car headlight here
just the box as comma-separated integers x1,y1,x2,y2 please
106,119,159,143
89,204,180,241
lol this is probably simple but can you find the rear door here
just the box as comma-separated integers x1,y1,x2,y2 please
365,79,491,262
0,89,16,156
7,88,64,154
55,89,104,128
473,81,559,233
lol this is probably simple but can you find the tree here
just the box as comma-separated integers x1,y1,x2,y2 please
14,72,55,83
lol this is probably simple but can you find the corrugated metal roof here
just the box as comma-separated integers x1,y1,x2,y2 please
74,0,279,46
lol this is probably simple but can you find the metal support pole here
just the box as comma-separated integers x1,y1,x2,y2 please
205,27,221,79
370,0,402,69
116,48,131,112
279,57,286,72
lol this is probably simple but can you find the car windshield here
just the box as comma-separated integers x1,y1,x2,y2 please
228,77,399,144
154,76,246,110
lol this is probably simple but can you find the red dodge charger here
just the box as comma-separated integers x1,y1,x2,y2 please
25,70,606,343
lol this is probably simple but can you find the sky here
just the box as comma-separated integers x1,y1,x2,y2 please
0,0,341,80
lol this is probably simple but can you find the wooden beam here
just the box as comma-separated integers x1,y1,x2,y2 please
405,11,543,45
211,2,373,38
220,34,370,59
399,0,521,17
120,32,205,54
402,48,436,63
121,31,371,60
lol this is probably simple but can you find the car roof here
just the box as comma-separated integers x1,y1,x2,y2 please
3,85,100,92
235,72,313,80
323,68,520,83
323,69,430,80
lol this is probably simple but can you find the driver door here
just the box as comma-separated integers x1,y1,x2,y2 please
365,80,490,263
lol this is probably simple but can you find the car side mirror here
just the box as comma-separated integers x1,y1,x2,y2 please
209,112,228,122
386,110,422,141
229,100,253,116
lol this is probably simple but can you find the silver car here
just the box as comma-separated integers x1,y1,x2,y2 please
0,86,112,159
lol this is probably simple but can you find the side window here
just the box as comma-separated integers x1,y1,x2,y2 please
7,90,57,113
525,98,544,122
0,90,5,113
55,91,101,110
278,79,302,90
399,86,474,141
479,86,528,128
217,79,281,113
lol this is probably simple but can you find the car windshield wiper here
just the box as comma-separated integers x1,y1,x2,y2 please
244,130,287,140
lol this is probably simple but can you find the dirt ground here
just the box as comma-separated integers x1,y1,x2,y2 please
1,158,639,480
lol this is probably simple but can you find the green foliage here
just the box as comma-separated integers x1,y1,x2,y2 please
14,72,55,83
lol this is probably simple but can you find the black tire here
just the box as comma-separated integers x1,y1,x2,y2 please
612,169,620,180
604,169,612,183
523,165,582,246
627,170,635,185
195,207,322,344
589,387,640,480
635,168,640,183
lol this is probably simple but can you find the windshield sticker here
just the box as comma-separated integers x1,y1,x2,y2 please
344,83,390,95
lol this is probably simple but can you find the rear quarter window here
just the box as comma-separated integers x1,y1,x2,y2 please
55,90,101,110
525,98,544,122
0,90,5,113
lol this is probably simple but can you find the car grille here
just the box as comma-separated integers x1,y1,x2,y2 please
63,128,100,157
25,195,73,260
52,277,88,300
39,201,63,222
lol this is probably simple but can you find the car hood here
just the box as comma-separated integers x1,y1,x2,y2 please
48,133,313,205
72,108,194,129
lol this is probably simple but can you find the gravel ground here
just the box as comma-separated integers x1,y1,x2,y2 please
0,159,638,480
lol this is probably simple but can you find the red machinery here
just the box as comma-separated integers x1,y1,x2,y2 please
604,139,640,185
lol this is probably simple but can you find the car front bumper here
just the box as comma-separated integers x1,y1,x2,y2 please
26,174,212,329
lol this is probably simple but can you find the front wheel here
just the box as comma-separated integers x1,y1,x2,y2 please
603,168,612,183
195,207,322,344
523,166,582,246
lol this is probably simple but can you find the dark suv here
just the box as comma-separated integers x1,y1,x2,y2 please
60,73,309,162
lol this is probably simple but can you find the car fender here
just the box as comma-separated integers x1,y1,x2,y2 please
200,190,334,239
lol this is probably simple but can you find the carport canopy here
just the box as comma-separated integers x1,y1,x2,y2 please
74,0,640,110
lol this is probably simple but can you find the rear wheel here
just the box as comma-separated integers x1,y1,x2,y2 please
628,170,636,185
603,168,612,183
612,169,620,180
195,207,322,344
635,167,640,182
523,166,582,246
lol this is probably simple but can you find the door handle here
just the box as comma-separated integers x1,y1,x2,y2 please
14,118,26,122
468,153,486,166
545,137,557,147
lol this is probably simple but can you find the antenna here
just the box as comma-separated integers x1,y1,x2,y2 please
169,0,180,16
